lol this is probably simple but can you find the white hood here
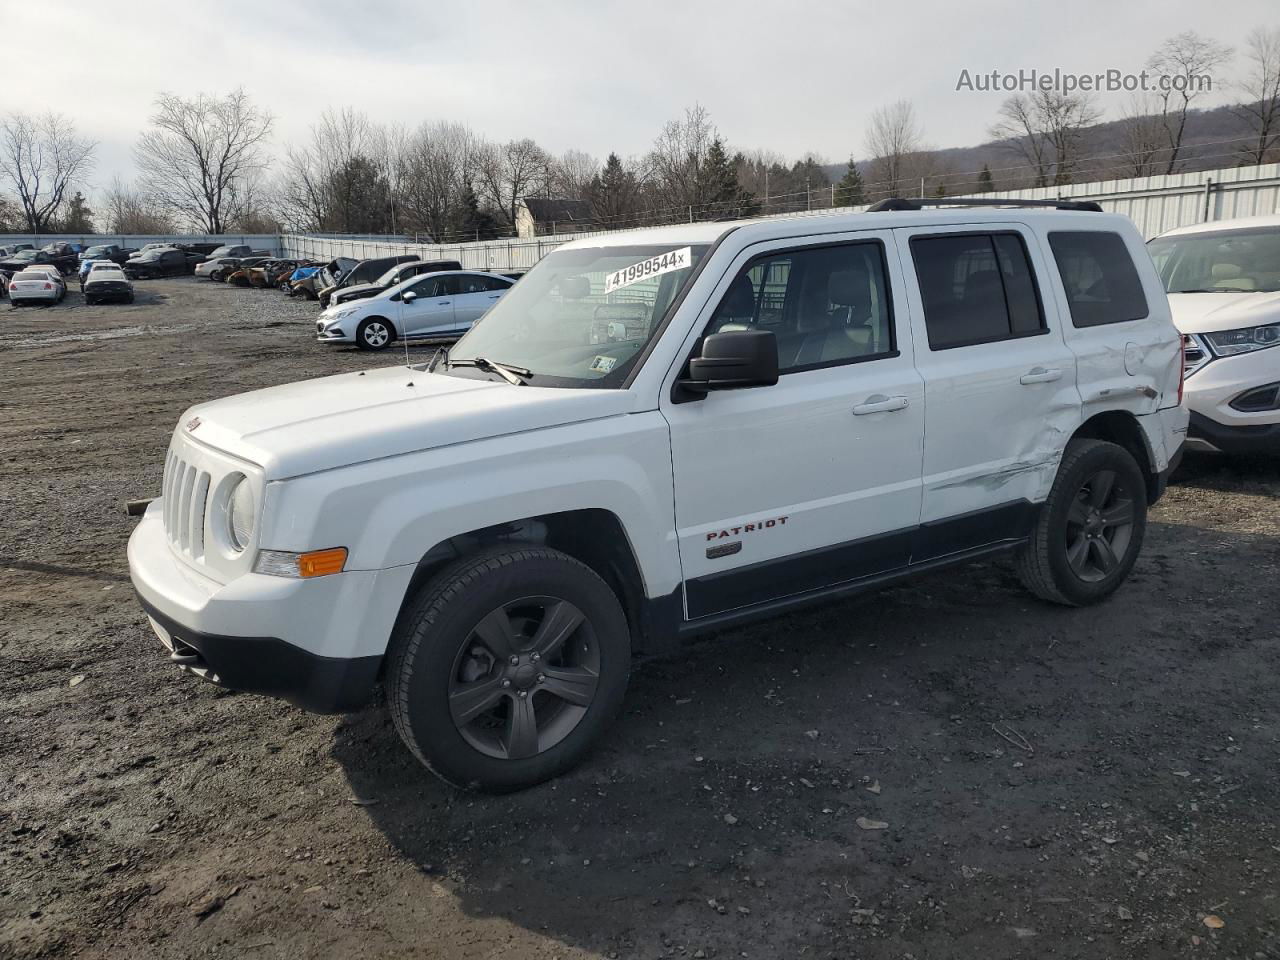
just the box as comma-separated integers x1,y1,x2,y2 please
1167,291,1280,335
181,365,636,480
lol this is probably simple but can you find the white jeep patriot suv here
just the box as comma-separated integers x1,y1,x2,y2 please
128,199,1188,791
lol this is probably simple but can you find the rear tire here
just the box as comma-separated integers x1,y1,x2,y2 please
356,317,394,351
1016,439,1147,606
386,547,631,792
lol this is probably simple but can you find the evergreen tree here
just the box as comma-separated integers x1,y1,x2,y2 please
59,191,95,233
327,155,391,233
933,183,947,197
834,159,865,207
588,152,639,227
976,164,994,193
695,138,754,219
450,185,502,241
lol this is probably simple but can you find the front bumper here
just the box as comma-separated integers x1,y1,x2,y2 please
1187,411,1280,455
137,594,381,712
315,319,352,343
128,501,410,713
1183,347,1280,452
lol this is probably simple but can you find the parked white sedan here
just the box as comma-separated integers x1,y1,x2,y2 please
315,270,514,350
7,267,66,306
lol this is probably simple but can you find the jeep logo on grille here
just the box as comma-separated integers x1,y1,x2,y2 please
185,416,202,432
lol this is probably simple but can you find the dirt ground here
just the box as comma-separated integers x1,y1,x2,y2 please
1,277,1278,960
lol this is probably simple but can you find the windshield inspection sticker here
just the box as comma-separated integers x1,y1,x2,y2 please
604,247,692,294
589,355,617,373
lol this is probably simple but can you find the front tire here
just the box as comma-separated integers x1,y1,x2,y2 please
356,317,394,351
1016,438,1147,606
386,547,631,792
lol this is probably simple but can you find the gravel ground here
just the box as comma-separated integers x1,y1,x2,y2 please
1,277,1278,959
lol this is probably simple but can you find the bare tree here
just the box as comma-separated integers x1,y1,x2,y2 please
280,108,374,231
1147,31,1233,174
278,108,401,233
990,91,1100,186
646,104,717,210
548,149,599,199
864,100,923,199
1117,95,1167,176
397,121,482,240
1232,25,1280,164
477,137,551,227
0,112,96,232
135,89,273,232
101,177,177,234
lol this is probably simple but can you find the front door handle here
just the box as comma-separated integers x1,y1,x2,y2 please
437,300,451,306
1019,367,1063,385
488,294,501,299
852,394,909,415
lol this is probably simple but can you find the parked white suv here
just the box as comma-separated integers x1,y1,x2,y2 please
315,270,514,350
128,200,1187,791
1148,215,1280,455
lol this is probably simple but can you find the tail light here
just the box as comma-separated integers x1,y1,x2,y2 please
1177,336,1186,406
43,282,52,290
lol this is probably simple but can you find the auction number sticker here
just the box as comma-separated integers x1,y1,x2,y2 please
604,247,692,294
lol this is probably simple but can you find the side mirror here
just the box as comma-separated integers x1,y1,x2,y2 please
682,330,779,393
402,290,418,303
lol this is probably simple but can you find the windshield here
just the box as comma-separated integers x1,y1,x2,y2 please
85,245,110,255
375,264,407,286
13,250,37,261
445,243,708,388
1148,227,1280,293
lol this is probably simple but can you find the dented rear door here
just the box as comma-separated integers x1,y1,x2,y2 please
895,221,1081,548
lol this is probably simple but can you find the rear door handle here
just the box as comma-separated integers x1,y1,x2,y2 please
437,300,451,306
1019,367,1063,385
488,294,501,299
852,394,909,415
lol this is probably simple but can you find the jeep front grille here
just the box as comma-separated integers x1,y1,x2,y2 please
162,450,210,559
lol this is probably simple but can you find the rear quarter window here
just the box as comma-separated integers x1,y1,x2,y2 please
1048,231,1149,327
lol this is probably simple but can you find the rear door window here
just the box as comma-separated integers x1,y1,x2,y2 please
909,232,1046,349
1048,231,1149,327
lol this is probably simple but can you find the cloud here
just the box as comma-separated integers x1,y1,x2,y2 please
1,0,1267,196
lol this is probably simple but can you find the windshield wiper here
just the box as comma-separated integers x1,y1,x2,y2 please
447,356,532,386
1172,288,1234,293
424,345,449,372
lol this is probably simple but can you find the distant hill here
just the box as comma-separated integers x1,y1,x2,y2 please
822,103,1271,195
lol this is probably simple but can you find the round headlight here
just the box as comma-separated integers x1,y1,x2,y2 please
227,476,257,551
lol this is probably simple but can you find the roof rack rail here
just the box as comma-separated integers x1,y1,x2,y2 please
865,196,1104,213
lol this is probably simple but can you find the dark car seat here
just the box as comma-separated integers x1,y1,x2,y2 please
709,274,758,332
791,262,877,366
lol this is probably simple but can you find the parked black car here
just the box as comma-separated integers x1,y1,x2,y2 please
317,254,419,307
202,243,254,261
124,249,204,279
78,243,138,266
82,267,135,305
0,249,62,276
36,242,81,274
326,258,464,307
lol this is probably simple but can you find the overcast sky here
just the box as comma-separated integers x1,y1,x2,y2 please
4,0,1275,195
